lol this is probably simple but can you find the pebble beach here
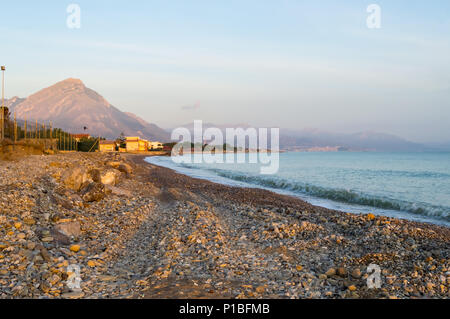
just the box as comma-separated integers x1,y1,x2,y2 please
0,152,448,299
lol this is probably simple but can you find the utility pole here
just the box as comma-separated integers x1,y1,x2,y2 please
49,121,52,149
14,112,17,143
1,66,5,140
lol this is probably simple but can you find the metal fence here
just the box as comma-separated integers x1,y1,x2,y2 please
0,111,87,152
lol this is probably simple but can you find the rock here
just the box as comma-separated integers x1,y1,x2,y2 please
54,221,82,238
69,194,83,203
326,268,336,277
337,267,348,277
36,244,52,262
106,161,132,176
61,291,85,299
81,183,106,202
256,286,266,293
367,213,376,221
100,169,121,186
40,281,51,293
351,268,362,278
99,275,117,282
106,161,121,169
51,194,73,210
70,245,80,253
41,236,54,242
118,163,133,175
62,168,90,191
50,229,71,245
23,217,36,226
17,233,26,240
105,185,132,197
54,185,72,197
42,230,51,236
88,169,102,183
50,213,63,223
385,276,396,285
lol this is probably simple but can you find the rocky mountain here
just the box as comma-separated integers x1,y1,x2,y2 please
5,78,169,141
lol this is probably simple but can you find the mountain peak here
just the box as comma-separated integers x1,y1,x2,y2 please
57,78,85,87
62,78,83,84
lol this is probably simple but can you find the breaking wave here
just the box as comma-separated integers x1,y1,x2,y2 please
177,163,450,221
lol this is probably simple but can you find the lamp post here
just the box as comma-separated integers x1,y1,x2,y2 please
1,66,5,140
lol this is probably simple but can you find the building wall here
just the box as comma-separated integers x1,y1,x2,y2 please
150,142,163,150
138,140,148,151
99,144,115,152
126,141,139,152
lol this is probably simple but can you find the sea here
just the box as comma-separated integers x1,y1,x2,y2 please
145,152,450,227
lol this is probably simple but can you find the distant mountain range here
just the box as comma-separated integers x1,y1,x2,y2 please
278,128,435,152
172,123,439,152
5,78,169,141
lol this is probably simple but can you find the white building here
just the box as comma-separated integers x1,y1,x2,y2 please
149,141,163,150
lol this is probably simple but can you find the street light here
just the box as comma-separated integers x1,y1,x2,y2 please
1,66,5,140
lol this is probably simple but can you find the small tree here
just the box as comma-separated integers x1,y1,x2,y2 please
77,137,98,152
118,132,126,148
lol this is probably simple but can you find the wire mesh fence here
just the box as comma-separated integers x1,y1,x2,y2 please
0,109,98,152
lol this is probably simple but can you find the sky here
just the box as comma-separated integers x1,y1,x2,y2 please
1,0,449,143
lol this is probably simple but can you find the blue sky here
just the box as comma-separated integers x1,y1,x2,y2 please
1,0,449,142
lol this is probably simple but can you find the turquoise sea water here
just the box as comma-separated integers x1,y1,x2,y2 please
145,152,450,227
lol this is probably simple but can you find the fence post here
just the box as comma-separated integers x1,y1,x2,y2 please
13,112,15,142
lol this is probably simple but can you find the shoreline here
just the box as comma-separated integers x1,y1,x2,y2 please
132,154,449,298
0,152,448,299
135,155,450,234
143,155,450,228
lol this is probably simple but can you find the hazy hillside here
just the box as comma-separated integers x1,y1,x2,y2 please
172,123,433,152
6,79,169,141
280,129,433,152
